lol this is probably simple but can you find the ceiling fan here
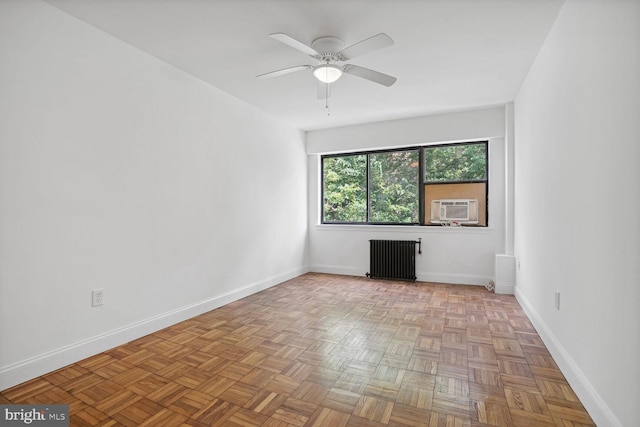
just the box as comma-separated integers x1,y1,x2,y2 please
256,33,397,94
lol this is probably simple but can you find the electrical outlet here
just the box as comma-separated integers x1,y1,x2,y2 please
92,289,104,307
554,290,560,310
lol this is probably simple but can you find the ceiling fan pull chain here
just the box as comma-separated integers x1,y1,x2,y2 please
325,83,330,115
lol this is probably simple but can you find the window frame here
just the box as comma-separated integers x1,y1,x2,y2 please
321,147,420,225
320,152,369,224
321,140,489,226
422,141,489,226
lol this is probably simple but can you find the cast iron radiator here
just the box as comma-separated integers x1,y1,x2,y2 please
366,239,421,282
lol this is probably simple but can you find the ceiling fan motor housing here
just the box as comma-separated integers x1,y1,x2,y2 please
311,36,345,63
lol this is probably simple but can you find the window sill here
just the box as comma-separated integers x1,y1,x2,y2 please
314,223,493,234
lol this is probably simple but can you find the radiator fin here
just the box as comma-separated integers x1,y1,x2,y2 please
367,239,417,281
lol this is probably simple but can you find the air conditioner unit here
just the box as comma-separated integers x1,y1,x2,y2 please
430,199,479,224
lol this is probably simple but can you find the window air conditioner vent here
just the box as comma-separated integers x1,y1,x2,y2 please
431,199,479,224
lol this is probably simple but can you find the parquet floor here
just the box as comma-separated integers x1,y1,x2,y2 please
1,273,595,426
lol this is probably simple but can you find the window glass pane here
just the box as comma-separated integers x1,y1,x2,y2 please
322,155,367,222
369,150,419,223
424,143,486,182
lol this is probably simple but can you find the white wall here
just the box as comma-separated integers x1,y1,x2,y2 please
0,0,308,389
307,107,510,288
514,1,640,426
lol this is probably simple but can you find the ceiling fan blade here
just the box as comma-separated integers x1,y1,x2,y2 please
338,33,394,60
269,33,319,56
317,82,331,100
343,64,397,87
256,65,312,79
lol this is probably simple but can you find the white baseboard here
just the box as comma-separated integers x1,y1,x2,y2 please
0,267,308,391
309,264,365,277
515,286,621,427
417,271,491,287
309,265,490,287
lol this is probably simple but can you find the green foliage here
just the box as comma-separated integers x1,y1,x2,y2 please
322,151,419,223
424,144,486,182
322,155,367,222
322,143,486,224
369,150,419,223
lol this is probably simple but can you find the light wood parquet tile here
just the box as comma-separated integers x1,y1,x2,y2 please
1,273,595,426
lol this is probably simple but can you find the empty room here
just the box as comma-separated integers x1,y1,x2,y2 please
1,0,638,426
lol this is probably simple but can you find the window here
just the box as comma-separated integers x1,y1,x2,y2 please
423,142,488,226
321,141,488,226
322,154,367,222
424,143,487,182
369,150,419,223
322,149,419,224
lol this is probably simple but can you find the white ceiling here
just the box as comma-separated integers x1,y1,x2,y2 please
44,0,564,131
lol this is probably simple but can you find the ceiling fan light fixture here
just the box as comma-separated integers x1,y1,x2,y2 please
313,64,342,83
